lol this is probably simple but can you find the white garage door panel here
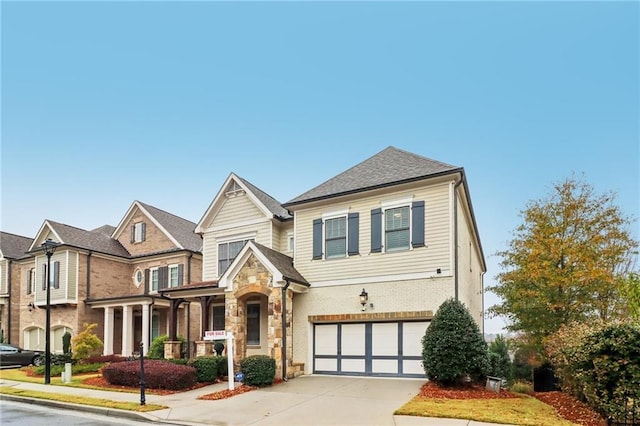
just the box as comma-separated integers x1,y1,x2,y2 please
403,360,424,375
372,322,398,356
373,359,398,374
342,359,366,373
313,320,429,378
341,324,366,356
316,359,338,371
403,322,429,357
315,324,338,355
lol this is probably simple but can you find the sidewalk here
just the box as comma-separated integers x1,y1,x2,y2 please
0,375,510,426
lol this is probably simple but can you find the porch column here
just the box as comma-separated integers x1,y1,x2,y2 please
122,305,133,356
141,303,150,356
199,296,210,339
103,307,114,355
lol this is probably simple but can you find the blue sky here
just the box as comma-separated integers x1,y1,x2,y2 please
2,1,638,334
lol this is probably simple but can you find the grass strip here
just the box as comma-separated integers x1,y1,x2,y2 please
0,386,167,412
395,396,579,426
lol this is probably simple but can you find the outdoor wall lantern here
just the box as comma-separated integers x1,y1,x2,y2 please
28,302,36,312
41,238,60,385
359,288,368,311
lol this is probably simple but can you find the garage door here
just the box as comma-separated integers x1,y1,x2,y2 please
313,321,429,377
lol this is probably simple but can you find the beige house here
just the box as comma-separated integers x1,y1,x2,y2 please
4,201,203,356
163,146,485,379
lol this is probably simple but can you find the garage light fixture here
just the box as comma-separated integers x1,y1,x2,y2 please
359,288,368,311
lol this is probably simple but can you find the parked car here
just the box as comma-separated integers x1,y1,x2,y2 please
0,343,44,367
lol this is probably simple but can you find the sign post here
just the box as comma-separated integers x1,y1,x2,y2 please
227,332,234,391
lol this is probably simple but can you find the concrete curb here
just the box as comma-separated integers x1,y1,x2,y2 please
0,394,169,424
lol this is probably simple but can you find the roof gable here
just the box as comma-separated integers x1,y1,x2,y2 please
0,231,34,260
112,201,201,252
195,173,291,233
284,146,461,207
218,240,308,289
29,220,130,257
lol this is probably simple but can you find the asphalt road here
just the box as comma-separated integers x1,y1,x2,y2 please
0,400,159,426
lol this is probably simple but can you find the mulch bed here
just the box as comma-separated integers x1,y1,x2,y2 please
418,382,607,426
417,381,520,399
533,391,607,426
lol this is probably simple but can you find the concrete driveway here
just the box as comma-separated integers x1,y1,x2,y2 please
156,375,426,425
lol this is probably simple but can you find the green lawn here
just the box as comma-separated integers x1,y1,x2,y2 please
395,395,578,426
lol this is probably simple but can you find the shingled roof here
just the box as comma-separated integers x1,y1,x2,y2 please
137,201,202,252
284,146,461,207
238,177,292,220
252,242,308,285
46,220,131,257
0,231,34,260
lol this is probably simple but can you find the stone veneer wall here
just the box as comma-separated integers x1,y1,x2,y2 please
225,253,293,380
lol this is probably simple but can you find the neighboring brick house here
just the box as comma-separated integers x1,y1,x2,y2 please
0,231,34,344
14,201,202,356
167,146,485,379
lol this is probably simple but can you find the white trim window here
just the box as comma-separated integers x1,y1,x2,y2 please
168,264,180,288
324,216,347,259
218,239,252,275
385,205,410,251
312,211,359,260
246,302,260,346
131,222,146,243
150,268,159,292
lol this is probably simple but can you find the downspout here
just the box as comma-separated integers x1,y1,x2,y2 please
187,253,192,284
7,260,12,344
281,279,291,381
454,179,463,301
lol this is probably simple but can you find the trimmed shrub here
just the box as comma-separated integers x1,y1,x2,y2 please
166,358,190,366
571,322,640,422
102,359,197,390
51,353,74,366
85,354,127,364
218,356,228,377
421,298,489,385
147,334,186,359
71,323,103,362
62,331,72,355
510,381,534,395
35,362,103,376
240,355,275,387
189,356,220,382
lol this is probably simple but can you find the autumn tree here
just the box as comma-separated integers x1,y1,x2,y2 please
488,176,638,350
71,323,103,362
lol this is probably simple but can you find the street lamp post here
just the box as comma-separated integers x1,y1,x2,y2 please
41,238,60,385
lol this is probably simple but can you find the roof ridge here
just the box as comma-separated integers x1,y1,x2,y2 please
0,230,33,239
137,201,197,225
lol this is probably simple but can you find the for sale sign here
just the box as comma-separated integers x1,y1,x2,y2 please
204,330,227,340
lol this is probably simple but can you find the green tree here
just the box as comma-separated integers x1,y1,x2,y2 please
71,323,103,362
620,272,640,320
488,335,512,380
488,176,638,350
422,298,489,385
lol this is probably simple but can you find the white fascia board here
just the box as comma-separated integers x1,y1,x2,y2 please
136,203,184,249
218,241,283,290
28,221,64,252
309,270,452,288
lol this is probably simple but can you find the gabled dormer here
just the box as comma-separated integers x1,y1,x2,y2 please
112,200,201,257
196,173,292,281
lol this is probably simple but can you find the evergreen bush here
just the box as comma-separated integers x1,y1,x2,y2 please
488,335,512,380
421,298,489,385
62,331,72,355
240,355,275,387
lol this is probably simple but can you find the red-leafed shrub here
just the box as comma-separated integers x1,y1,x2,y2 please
102,359,196,390
85,354,128,364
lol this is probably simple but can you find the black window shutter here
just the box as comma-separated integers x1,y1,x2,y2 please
130,224,135,243
412,201,425,248
141,223,146,241
42,264,47,290
53,261,60,289
312,218,323,260
144,269,150,294
159,266,168,290
371,208,382,253
27,269,32,295
348,213,360,255
178,264,184,285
